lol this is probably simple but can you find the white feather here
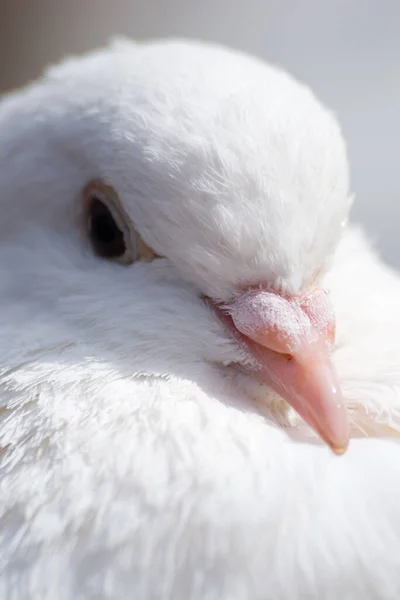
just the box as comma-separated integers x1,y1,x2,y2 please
1,38,399,600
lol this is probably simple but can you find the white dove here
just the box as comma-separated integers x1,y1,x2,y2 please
1,38,400,600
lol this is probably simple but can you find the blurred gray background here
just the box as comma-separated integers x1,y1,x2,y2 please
1,0,399,266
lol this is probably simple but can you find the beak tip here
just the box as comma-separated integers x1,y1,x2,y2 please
326,423,350,455
330,441,349,456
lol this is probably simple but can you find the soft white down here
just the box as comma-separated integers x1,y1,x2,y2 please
1,38,400,600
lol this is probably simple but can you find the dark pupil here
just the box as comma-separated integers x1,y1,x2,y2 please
88,198,126,258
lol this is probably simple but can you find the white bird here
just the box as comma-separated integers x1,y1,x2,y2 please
1,38,400,600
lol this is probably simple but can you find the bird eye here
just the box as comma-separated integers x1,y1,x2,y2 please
88,197,127,260
82,181,159,265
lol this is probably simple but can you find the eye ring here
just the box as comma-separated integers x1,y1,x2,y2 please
81,180,158,265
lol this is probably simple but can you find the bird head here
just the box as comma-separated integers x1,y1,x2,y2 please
0,39,352,452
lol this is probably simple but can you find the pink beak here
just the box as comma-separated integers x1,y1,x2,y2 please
215,287,349,454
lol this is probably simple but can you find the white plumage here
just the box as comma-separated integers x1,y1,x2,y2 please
1,38,400,599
